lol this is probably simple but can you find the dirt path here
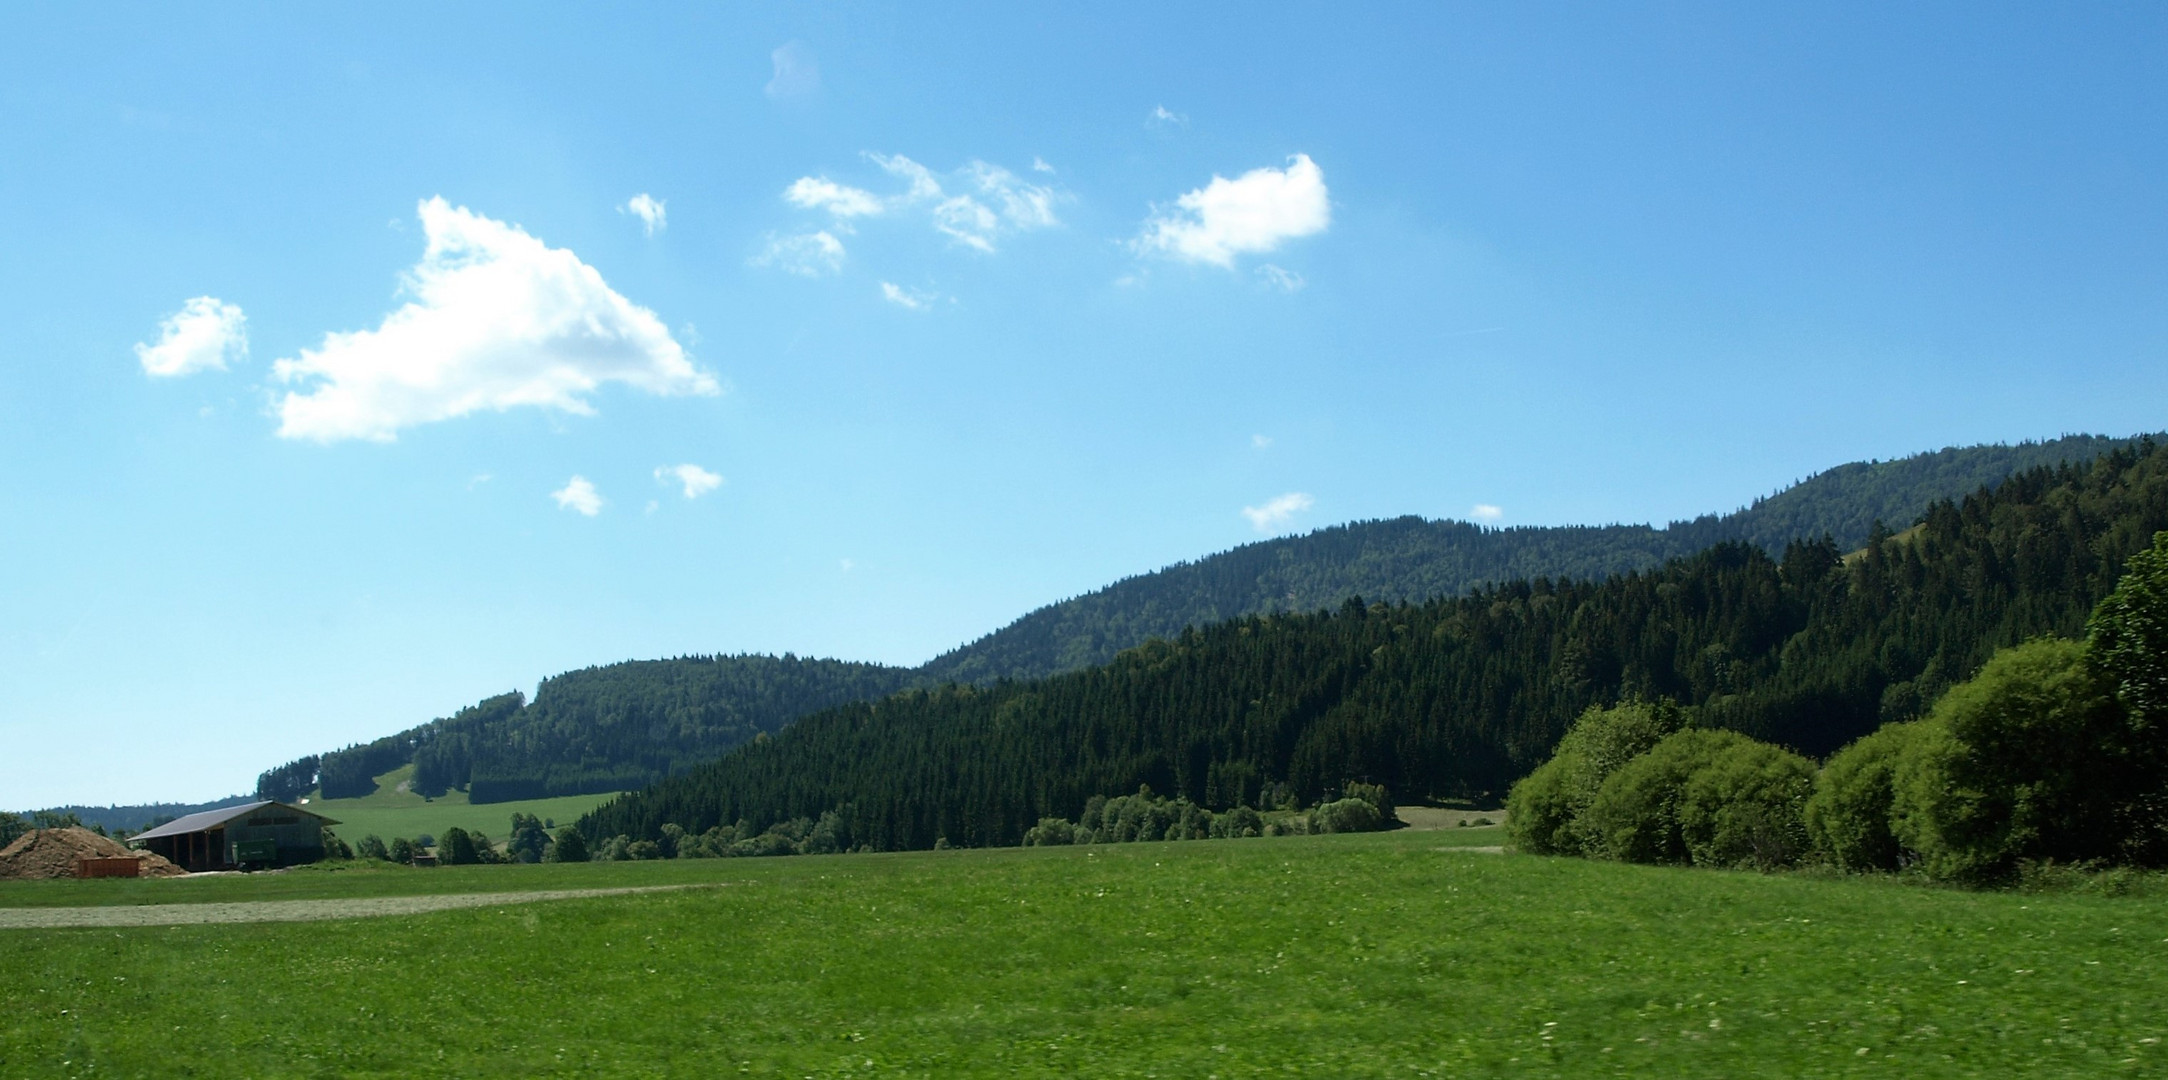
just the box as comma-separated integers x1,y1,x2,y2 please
0,884,716,929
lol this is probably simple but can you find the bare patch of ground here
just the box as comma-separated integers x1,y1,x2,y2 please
0,884,716,929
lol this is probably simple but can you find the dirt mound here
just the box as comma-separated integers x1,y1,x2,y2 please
0,828,186,880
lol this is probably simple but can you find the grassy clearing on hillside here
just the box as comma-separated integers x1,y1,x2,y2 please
301,764,614,846
3,831,2164,1078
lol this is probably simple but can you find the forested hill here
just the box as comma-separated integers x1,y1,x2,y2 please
917,434,2146,684
246,433,2144,809
256,656,912,805
582,439,2168,851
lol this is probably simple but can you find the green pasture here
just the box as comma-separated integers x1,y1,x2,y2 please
300,764,615,846
3,827,2164,1078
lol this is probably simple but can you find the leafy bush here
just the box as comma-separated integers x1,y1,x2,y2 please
1312,798,1383,834
1806,721,1928,872
320,829,354,861
355,834,390,862
1342,782,1395,824
387,837,416,864
2090,529,2168,726
1675,736,1815,869
1211,805,1264,839
1506,700,1683,856
1892,638,2129,883
1023,818,1075,846
545,825,589,863
437,827,479,866
1583,728,1812,870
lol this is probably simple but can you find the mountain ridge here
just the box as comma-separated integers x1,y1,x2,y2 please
45,432,2140,823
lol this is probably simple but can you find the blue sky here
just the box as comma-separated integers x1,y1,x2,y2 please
6,4,2168,808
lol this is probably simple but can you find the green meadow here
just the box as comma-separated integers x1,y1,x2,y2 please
3,827,2163,1078
300,764,615,847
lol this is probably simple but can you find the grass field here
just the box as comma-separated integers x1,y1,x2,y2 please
2,826,2163,1078
301,764,616,846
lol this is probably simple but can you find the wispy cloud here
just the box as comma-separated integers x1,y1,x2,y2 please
770,153,1062,259
272,198,715,442
621,193,666,236
1242,492,1314,532
1252,434,1273,450
765,41,820,99
1255,264,1305,293
136,296,247,377
655,463,723,499
1136,154,1330,268
752,230,847,277
1147,104,1189,130
784,177,884,218
1032,156,1055,174
552,475,603,516
1470,504,1504,523
879,282,940,310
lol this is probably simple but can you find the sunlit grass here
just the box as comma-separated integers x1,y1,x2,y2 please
3,829,2162,1078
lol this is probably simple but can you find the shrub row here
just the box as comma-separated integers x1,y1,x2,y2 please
1509,530,2168,884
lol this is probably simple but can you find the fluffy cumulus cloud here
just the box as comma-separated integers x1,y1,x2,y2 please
1136,154,1330,268
1242,492,1315,532
767,153,1061,262
621,193,666,235
272,198,716,443
136,296,247,377
655,463,723,499
752,230,847,276
553,475,603,516
1470,504,1504,523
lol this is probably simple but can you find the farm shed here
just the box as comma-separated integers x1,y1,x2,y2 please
130,800,340,871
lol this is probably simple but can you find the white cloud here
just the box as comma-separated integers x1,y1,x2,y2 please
752,230,847,277
879,282,939,310
621,193,666,236
869,153,945,202
766,41,820,99
552,475,603,516
136,296,247,377
1256,264,1305,293
773,153,1060,257
655,463,723,499
784,177,884,218
1242,492,1315,532
1470,504,1504,523
1251,433,1273,450
1148,105,1189,129
1032,156,1055,174
272,198,715,443
1135,154,1330,268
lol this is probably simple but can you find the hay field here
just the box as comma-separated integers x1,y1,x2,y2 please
2,829,2162,1078
300,765,616,846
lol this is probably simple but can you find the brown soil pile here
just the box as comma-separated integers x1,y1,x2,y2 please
0,828,186,880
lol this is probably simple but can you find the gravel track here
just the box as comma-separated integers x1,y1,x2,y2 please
0,884,716,929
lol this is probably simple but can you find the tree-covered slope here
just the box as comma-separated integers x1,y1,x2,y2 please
261,655,913,805
919,434,2146,684
246,433,2146,811
581,440,2168,851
